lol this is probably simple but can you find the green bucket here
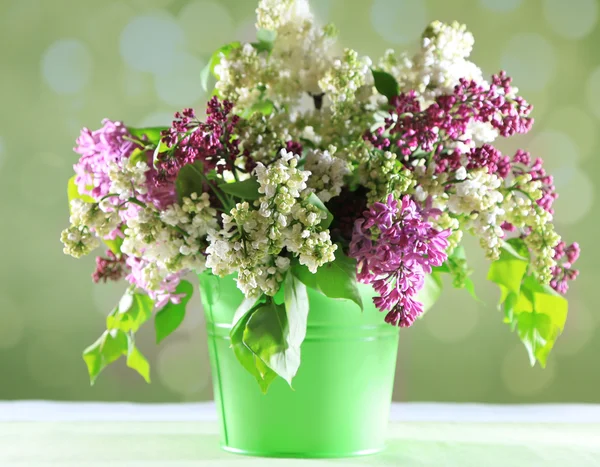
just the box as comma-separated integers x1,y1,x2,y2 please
198,272,400,458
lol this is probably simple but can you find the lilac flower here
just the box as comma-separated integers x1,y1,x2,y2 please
350,195,450,327
154,98,244,186
550,241,580,294
125,256,187,310
73,119,137,199
92,250,127,283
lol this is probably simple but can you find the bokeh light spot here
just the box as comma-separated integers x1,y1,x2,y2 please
157,338,211,396
0,293,25,349
551,167,594,226
502,344,555,396
371,0,427,45
154,52,206,107
501,34,556,93
120,13,185,75
543,0,598,40
424,291,479,343
555,303,595,356
528,130,580,172
138,111,176,127
41,39,93,94
585,66,600,120
178,1,234,54
479,0,522,12
545,107,597,159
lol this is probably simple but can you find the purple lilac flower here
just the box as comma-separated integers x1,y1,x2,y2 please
349,194,450,327
74,119,137,199
363,72,533,175
154,97,243,185
510,149,557,214
550,241,580,294
92,250,127,283
125,256,187,310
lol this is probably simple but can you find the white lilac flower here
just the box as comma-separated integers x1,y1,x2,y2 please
206,149,336,295
380,21,484,106
304,147,350,202
60,225,100,258
107,157,149,200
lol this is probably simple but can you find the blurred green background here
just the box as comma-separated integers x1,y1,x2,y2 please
0,0,598,403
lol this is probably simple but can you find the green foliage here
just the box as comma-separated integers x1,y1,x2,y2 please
230,302,277,393
82,329,150,384
230,272,309,391
241,99,275,118
305,193,333,229
433,246,479,301
256,28,277,44
292,250,363,311
67,176,94,209
243,299,302,388
154,280,194,344
175,161,206,203
371,69,399,101
488,239,567,367
106,289,154,333
127,126,165,145
200,42,242,91
218,178,261,200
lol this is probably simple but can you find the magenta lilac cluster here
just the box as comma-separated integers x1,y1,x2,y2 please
349,195,450,327
73,119,137,199
155,97,243,184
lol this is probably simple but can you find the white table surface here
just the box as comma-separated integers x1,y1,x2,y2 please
1,402,600,466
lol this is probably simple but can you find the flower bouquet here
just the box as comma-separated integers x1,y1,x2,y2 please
62,0,579,457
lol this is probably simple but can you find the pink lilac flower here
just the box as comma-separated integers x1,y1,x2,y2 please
154,97,243,185
125,256,186,310
363,72,533,174
74,119,137,199
349,194,450,327
92,250,127,283
550,241,580,294
510,149,557,214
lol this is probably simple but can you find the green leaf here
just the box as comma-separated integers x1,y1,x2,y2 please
232,295,261,327
152,140,169,169
82,329,128,385
67,176,94,210
243,300,302,387
283,273,309,348
416,271,443,314
103,236,124,256
501,238,529,261
305,193,333,229
126,334,151,383
175,161,206,203
107,289,154,334
487,247,529,296
218,178,261,200
241,99,275,118
127,126,166,145
201,42,242,92
230,302,277,394
256,28,277,44
372,69,399,101
292,250,363,311
155,280,194,344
